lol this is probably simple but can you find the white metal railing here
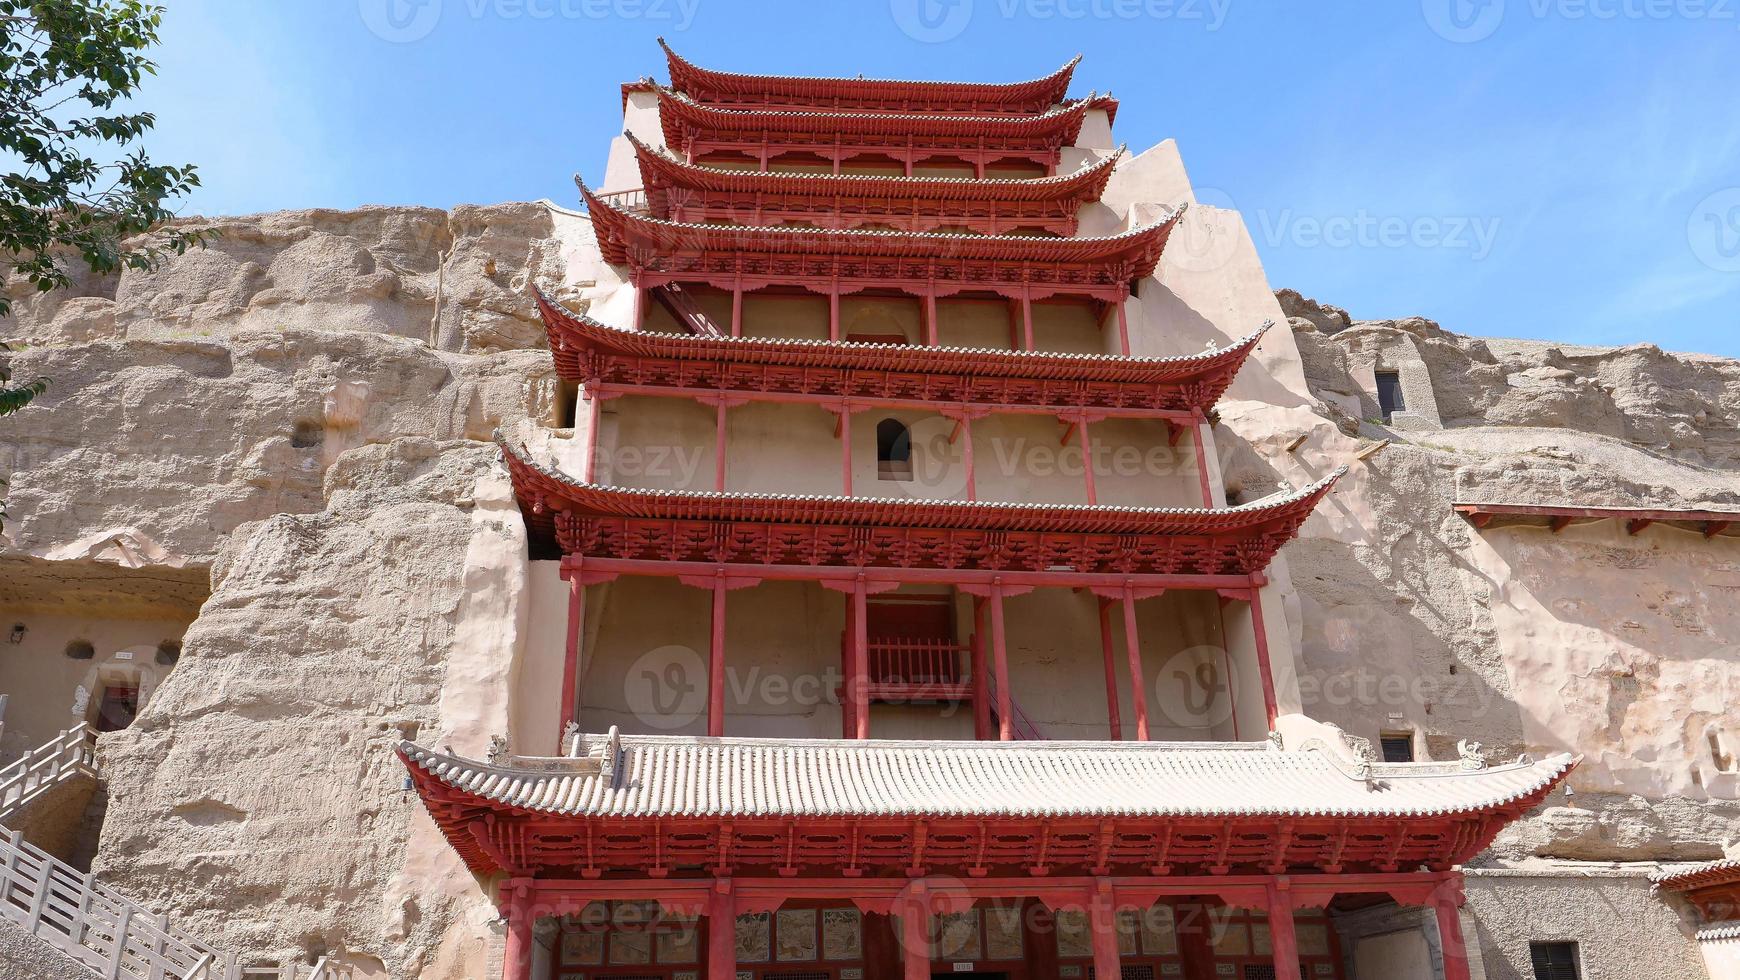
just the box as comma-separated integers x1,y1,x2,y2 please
0,723,98,820
592,186,649,212
0,826,241,979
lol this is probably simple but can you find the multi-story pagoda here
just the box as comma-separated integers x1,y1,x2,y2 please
401,45,1574,980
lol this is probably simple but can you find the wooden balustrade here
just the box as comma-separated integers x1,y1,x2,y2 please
0,724,97,821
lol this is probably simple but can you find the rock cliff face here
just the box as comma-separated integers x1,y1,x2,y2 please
3,204,1737,974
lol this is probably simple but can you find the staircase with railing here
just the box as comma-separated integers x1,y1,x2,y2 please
650,282,725,336
0,725,97,824
0,729,357,980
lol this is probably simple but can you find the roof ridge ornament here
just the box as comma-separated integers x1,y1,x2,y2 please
1458,739,1489,771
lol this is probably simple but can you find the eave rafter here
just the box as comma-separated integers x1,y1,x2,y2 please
501,436,1341,575
534,285,1266,416
580,182,1180,297
659,38,1081,115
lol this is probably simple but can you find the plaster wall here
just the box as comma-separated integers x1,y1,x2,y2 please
0,610,191,761
1462,871,1706,980
1705,936,1740,979
1352,930,1435,980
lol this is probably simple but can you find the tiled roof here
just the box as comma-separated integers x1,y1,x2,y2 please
1701,921,1740,942
628,133,1123,202
400,734,1575,821
656,86,1092,143
532,283,1268,387
1653,857,1740,890
499,436,1344,535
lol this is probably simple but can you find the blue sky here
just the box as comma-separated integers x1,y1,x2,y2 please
132,1,1740,355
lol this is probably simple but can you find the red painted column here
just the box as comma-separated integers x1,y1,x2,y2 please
1191,418,1215,507
1121,586,1150,740
829,286,841,341
924,290,939,346
709,576,727,737
500,881,533,980
1265,881,1302,980
990,581,1013,741
1116,293,1132,354
558,563,586,740
839,408,853,497
1020,291,1035,351
1434,878,1473,980
843,593,859,739
1089,885,1122,980
714,400,729,491
707,879,737,980
1249,586,1280,728
971,596,991,740
730,284,743,337
1078,416,1098,505
898,889,930,980
633,285,645,331
852,575,871,740
582,391,601,483
1097,599,1123,740
956,416,977,502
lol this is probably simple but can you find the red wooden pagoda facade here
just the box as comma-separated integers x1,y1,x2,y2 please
403,45,1574,980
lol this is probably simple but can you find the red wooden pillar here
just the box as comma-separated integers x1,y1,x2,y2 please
1089,885,1122,980
1097,599,1122,740
971,596,991,740
829,285,841,341
1115,292,1132,355
950,414,977,502
582,391,601,483
1249,584,1280,728
1266,881,1302,980
897,888,930,980
924,290,939,346
1191,421,1215,507
501,881,533,980
730,283,743,337
713,399,729,491
708,879,737,980
1434,878,1473,980
633,285,645,331
709,576,728,737
851,576,871,740
990,581,1013,741
1020,290,1034,351
558,561,586,740
1121,585,1150,740
838,407,854,496
1078,416,1098,505
843,594,859,739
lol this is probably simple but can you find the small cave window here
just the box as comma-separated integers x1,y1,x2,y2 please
1529,941,1582,980
155,640,182,668
290,420,324,449
556,381,580,429
1379,731,1415,763
1375,370,1407,422
64,639,95,661
876,418,913,481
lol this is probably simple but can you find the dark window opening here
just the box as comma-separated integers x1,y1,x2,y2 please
64,640,95,661
557,382,580,429
1380,732,1415,763
96,685,139,733
290,421,323,449
1375,370,1407,422
1530,941,1581,980
155,640,182,667
877,419,912,481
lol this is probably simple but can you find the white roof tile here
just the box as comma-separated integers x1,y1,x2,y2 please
401,734,1574,821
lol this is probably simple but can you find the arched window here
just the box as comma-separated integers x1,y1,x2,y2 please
877,419,912,481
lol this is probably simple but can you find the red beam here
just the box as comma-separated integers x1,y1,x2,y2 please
568,557,1261,593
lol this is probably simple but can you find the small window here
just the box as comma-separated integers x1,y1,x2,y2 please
1380,732,1415,763
1530,941,1581,980
64,639,95,661
876,419,912,481
1375,371,1407,421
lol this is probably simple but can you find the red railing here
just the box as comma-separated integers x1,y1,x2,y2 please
867,637,964,685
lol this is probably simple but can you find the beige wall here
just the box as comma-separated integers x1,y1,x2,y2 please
1464,872,1707,980
1352,929,1434,980
0,611,191,761
1705,936,1740,979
